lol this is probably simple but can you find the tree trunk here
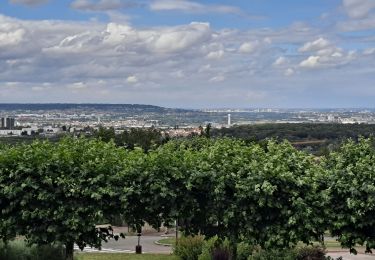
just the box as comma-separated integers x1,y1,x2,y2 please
65,241,74,260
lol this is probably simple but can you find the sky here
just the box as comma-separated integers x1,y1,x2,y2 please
0,0,375,108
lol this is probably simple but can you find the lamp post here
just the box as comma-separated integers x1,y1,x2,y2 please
135,232,142,254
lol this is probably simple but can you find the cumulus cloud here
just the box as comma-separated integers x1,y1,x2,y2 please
300,56,320,68
299,37,331,52
0,12,370,107
206,50,224,60
9,0,48,6
342,0,375,19
209,75,225,83
337,0,375,31
238,41,259,53
126,75,138,83
284,68,294,76
298,37,357,70
273,56,288,67
0,28,25,47
67,82,88,90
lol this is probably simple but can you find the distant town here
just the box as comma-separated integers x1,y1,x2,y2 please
1,104,375,137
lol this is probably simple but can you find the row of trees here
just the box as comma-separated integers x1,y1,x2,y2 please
1,137,375,259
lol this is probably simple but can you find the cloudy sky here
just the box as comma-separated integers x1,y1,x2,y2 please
0,0,375,108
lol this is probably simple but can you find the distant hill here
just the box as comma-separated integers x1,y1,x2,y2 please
0,103,188,113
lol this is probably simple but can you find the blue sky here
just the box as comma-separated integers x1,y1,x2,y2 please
0,0,375,108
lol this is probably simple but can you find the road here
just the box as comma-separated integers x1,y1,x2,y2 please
75,235,375,260
75,235,172,254
327,252,375,259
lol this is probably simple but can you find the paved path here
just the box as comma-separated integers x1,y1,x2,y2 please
327,252,375,259
75,235,172,254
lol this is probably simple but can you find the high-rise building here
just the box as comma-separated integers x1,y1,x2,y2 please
227,114,231,127
1,117,15,129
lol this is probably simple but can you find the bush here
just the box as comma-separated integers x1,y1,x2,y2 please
174,235,205,260
249,248,296,260
249,245,329,260
236,242,254,260
295,245,326,260
0,240,67,260
197,236,233,260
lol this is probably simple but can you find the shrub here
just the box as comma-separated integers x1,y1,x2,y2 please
0,240,67,260
249,245,329,260
198,236,219,260
197,236,234,260
249,248,296,260
174,235,205,260
236,242,254,260
295,245,326,260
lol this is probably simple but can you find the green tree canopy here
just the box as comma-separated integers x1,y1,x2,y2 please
0,138,127,260
325,138,375,253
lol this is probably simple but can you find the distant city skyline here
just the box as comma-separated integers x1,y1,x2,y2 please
1,0,375,108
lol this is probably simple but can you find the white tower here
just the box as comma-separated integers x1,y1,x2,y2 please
227,114,231,127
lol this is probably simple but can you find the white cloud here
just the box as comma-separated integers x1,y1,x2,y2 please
342,0,375,19
238,41,259,53
0,13,371,107
284,68,294,76
67,82,88,90
206,50,224,60
0,28,25,47
149,22,211,53
126,75,138,83
209,75,225,83
300,56,320,68
337,16,375,31
299,37,331,52
9,0,48,6
338,0,375,31
273,56,288,67
363,48,375,55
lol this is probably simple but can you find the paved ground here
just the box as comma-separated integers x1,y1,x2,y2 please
75,233,375,259
75,235,173,254
327,252,375,259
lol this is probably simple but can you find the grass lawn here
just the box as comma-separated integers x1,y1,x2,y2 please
76,253,178,260
157,238,176,245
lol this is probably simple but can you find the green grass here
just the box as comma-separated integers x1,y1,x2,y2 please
157,238,176,245
76,253,178,260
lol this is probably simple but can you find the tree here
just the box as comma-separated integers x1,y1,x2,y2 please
184,139,327,256
95,126,116,142
141,138,327,258
0,138,126,260
325,138,375,254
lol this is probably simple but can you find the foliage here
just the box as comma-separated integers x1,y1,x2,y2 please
162,138,327,249
94,126,165,152
249,245,329,260
3,135,375,259
249,248,296,260
325,138,375,253
294,245,326,260
0,240,68,260
0,138,127,259
173,235,205,260
212,123,375,154
236,242,254,260
198,236,232,260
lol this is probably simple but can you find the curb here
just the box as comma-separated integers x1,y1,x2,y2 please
154,240,173,247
